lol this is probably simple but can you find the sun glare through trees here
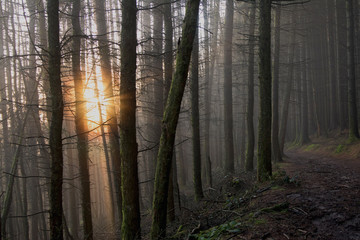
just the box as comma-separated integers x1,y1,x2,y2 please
0,0,360,239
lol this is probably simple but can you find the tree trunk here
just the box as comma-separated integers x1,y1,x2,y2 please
257,0,272,182
300,39,310,145
346,0,360,140
223,0,235,173
120,0,140,239
279,14,296,154
335,0,348,131
48,0,64,239
204,0,220,186
94,0,122,221
246,2,256,171
272,5,283,162
191,28,204,201
72,0,93,238
150,0,200,238
327,0,339,130
163,0,175,222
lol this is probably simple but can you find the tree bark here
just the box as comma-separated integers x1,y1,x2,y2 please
72,0,93,238
150,0,200,238
94,0,122,221
327,0,339,130
224,0,235,173
257,0,272,182
346,0,360,140
163,0,175,222
279,14,296,154
335,0,348,130
272,5,283,162
48,0,64,239
120,0,141,239
191,27,204,201
246,2,256,171
300,39,310,145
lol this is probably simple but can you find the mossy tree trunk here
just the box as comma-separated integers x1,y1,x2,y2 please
246,2,256,172
48,0,64,239
72,0,93,238
120,0,141,239
257,0,272,182
224,0,235,173
150,0,201,238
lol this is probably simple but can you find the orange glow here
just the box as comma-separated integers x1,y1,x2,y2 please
83,70,106,132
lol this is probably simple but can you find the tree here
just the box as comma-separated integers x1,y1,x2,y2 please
279,13,296,154
150,0,201,238
246,2,256,171
72,0,93,238
224,0,235,173
257,0,272,182
191,27,204,201
120,0,141,239
346,0,360,140
94,0,123,220
272,5,283,162
48,0,64,239
327,0,339,130
299,22,310,145
163,0,176,222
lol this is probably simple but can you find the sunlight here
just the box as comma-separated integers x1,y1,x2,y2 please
83,70,106,132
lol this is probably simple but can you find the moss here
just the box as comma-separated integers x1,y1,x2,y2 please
260,202,289,213
335,144,345,154
254,218,267,225
305,144,319,151
271,185,285,191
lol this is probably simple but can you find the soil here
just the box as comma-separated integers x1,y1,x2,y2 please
173,149,360,240
238,149,360,240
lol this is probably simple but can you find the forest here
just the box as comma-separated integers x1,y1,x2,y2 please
0,0,359,239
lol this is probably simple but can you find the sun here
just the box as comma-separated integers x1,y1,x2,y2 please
83,72,106,131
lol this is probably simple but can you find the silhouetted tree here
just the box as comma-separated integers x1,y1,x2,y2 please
257,0,272,182
151,0,201,238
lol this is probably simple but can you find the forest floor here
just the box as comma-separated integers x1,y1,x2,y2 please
166,137,360,240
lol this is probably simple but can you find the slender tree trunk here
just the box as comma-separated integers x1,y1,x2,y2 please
279,14,296,154
48,0,64,239
335,0,348,130
205,0,220,186
152,0,164,162
72,0,93,238
224,0,234,173
346,0,360,140
246,2,256,171
327,0,339,130
272,5,283,162
94,0,122,221
163,0,175,222
120,0,140,239
202,0,212,187
150,0,200,238
257,0,272,182
191,28,204,201
300,39,310,144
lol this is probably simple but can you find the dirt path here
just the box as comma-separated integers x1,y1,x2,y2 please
242,150,360,240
